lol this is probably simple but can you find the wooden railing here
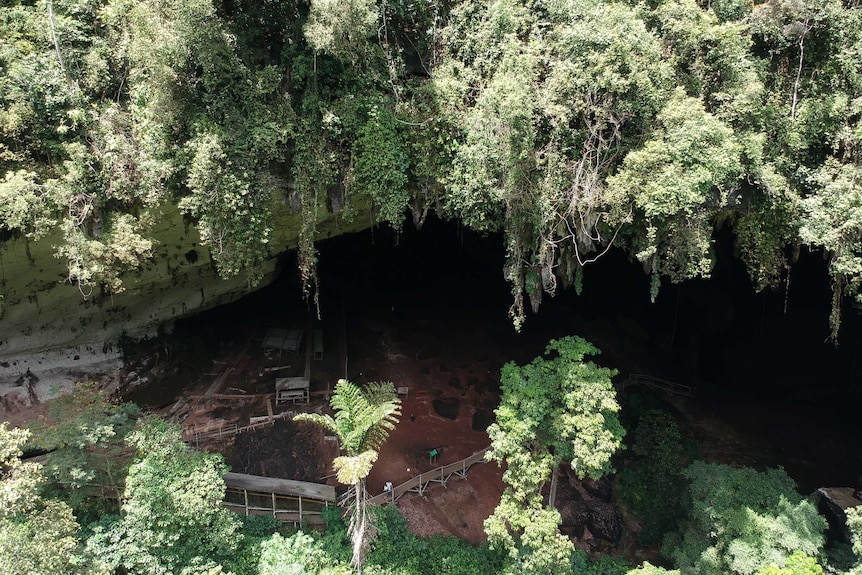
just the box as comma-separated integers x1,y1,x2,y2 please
182,411,292,447
619,373,693,397
367,447,491,505
223,489,330,526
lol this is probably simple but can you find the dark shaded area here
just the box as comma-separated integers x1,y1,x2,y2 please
311,213,862,400
223,419,334,482
472,409,493,432
149,213,862,490
433,397,460,420
556,471,623,545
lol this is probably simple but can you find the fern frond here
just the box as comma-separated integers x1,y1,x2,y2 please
333,450,378,485
293,413,338,436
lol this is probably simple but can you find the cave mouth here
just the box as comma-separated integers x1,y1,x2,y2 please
162,212,862,403
230,214,862,397
147,213,862,491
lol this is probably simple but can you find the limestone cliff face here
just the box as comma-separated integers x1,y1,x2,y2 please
0,200,368,408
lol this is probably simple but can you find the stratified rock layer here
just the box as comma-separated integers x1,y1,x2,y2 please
0,200,369,407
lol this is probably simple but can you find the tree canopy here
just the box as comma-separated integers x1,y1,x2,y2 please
663,462,827,575
0,422,102,575
484,336,625,574
1,0,862,337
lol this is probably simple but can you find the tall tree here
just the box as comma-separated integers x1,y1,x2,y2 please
0,422,101,575
484,336,625,574
25,383,139,519
85,418,240,575
295,379,402,575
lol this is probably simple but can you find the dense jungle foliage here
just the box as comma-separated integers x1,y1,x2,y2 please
1,0,861,337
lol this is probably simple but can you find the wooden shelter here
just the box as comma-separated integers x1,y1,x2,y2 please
262,327,304,357
275,376,310,404
223,472,335,525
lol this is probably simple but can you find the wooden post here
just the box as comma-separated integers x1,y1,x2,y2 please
299,496,303,523
244,489,249,516
272,492,277,517
267,398,274,422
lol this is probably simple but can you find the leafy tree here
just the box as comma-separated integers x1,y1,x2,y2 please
664,462,826,575
295,379,402,575
755,551,825,575
606,89,744,299
85,418,240,575
304,0,378,63
256,530,348,575
484,336,625,574
353,106,411,229
25,383,139,519
0,422,102,575
360,505,505,575
436,0,673,327
800,158,862,341
844,505,862,575
626,563,680,575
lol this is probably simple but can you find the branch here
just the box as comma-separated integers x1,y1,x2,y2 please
47,1,70,85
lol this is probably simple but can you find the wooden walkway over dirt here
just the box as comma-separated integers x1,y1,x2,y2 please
367,447,491,505
222,472,335,526
182,409,293,446
618,373,693,397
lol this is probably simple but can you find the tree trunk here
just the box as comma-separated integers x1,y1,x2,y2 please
549,464,559,508
350,479,367,575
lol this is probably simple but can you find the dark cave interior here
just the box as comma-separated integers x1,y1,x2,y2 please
161,214,862,490
248,214,862,397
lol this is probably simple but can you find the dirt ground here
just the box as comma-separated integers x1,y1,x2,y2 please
121,293,528,545
61,244,862,557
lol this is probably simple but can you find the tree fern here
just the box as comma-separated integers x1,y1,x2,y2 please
294,379,401,575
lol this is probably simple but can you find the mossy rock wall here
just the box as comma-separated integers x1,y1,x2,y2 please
0,199,371,399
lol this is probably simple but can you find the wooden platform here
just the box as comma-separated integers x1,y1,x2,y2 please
224,472,335,501
262,327,304,354
222,472,335,526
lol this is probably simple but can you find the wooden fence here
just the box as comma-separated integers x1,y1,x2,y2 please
618,373,693,397
182,411,293,447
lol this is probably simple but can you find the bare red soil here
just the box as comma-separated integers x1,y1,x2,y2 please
139,280,575,546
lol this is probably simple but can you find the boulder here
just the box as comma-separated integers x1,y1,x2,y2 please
1,386,32,413
816,487,862,544
586,499,623,544
556,470,623,545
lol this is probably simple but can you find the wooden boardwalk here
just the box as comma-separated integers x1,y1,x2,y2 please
217,447,491,526
618,373,693,397
367,447,491,505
